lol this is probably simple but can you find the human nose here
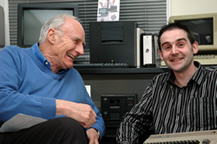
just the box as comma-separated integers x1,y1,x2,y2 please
76,43,84,55
171,45,178,54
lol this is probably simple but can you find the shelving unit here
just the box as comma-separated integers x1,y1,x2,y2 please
75,67,169,143
74,67,169,74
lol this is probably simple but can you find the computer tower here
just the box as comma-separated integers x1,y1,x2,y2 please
89,21,143,68
101,93,138,143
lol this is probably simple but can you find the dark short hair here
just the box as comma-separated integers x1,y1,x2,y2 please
158,22,196,51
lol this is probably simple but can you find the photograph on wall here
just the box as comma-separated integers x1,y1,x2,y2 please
97,0,120,21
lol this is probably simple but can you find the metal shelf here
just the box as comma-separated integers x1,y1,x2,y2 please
74,67,169,74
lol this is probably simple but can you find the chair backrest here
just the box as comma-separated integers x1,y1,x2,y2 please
0,6,5,48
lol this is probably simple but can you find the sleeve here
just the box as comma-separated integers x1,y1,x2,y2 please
86,93,105,140
0,47,56,122
74,70,105,140
90,110,105,140
116,82,154,144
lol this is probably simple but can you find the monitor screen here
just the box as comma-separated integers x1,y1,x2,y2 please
17,3,78,48
176,18,213,46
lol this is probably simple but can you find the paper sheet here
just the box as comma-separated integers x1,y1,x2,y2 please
0,113,47,132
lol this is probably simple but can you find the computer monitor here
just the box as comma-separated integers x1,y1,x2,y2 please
17,2,78,48
169,13,217,52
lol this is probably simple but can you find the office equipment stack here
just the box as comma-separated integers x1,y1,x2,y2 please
101,93,137,143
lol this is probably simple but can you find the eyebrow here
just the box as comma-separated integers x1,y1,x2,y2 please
161,38,187,47
72,36,86,46
81,38,86,46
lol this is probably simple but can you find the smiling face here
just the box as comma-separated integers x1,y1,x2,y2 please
159,28,198,73
45,17,85,73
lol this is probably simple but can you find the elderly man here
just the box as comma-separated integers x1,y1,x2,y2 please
0,14,105,144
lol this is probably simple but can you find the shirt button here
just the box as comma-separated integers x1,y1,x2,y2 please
45,61,48,65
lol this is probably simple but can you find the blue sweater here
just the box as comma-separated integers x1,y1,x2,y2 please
0,44,105,137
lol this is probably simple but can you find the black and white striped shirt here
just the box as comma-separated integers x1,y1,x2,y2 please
116,62,217,144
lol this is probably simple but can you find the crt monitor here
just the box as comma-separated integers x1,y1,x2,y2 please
17,2,78,48
169,13,217,52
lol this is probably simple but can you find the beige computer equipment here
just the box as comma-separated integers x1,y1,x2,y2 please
144,130,217,144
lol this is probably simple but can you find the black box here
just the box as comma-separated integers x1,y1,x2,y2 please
101,93,138,139
89,21,140,67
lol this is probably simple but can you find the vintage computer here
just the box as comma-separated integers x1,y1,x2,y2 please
89,21,143,68
160,13,217,66
101,93,138,143
144,130,217,144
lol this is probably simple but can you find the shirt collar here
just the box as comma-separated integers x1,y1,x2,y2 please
191,61,205,85
32,43,51,70
166,61,203,86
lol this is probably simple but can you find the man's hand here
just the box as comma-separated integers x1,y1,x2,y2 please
86,128,99,144
56,99,97,128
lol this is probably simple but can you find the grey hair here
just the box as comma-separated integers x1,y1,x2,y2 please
38,14,79,44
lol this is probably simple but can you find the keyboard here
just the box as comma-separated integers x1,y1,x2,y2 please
160,54,217,67
73,63,129,68
144,130,217,144
194,54,217,65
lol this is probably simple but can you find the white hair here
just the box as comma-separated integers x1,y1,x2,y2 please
38,14,79,44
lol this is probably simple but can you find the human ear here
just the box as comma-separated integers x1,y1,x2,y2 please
47,28,56,44
192,41,199,54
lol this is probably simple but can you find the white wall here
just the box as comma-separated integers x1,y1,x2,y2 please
170,0,217,16
0,0,10,46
